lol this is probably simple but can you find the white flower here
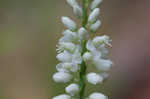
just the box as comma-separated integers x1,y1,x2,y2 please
53,94,71,99
71,48,82,64
57,42,76,53
59,30,78,42
66,0,78,7
57,49,82,64
90,20,101,32
86,38,110,58
56,63,79,72
96,44,109,58
89,92,108,99
88,8,100,23
73,5,83,18
83,52,93,61
86,72,103,85
92,35,112,47
65,83,79,96
94,59,113,71
78,27,89,40
56,51,72,62
86,40,97,52
91,0,103,10
86,40,101,58
61,16,77,30
53,72,72,83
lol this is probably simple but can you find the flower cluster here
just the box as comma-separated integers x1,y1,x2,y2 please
52,0,112,99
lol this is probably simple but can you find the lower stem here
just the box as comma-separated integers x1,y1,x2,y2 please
79,0,89,98
79,41,87,99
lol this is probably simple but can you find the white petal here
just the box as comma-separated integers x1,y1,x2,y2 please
83,52,93,61
90,20,101,32
96,44,109,58
91,0,103,10
56,51,72,62
53,72,72,83
91,49,101,59
56,63,70,72
56,63,79,72
72,49,82,64
66,0,78,7
58,42,76,53
86,40,96,52
61,16,76,30
88,8,100,23
86,72,103,85
65,83,79,96
78,27,89,40
60,30,78,42
93,35,111,47
94,59,113,71
70,63,79,72
89,92,108,99
73,5,83,18
53,94,71,99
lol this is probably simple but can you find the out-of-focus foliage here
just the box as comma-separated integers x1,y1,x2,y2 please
0,0,122,99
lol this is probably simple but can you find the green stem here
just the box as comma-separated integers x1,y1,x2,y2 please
82,0,88,27
79,0,89,99
79,41,87,99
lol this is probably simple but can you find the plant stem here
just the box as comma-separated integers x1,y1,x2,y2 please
82,0,88,27
79,0,89,99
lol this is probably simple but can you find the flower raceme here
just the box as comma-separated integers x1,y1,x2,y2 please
52,0,113,99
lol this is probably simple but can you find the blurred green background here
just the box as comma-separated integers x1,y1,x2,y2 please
2,0,150,99
0,0,119,99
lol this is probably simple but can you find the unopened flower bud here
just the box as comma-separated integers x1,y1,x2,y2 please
53,72,72,83
88,8,100,23
61,16,77,31
56,51,72,62
65,83,79,96
94,59,113,71
86,72,103,85
73,5,83,18
89,92,108,99
60,30,78,42
66,0,78,7
53,94,71,99
91,0,103,10
83,52,93,61
90,20,101,33
78,27,89,40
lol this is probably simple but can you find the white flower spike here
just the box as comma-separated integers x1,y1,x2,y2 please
53,0,113,98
